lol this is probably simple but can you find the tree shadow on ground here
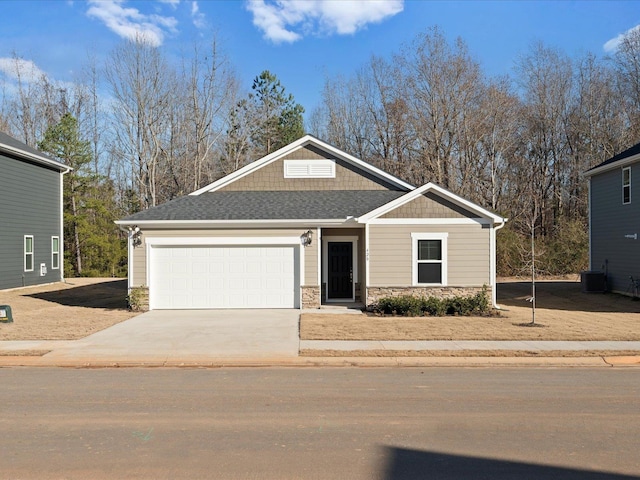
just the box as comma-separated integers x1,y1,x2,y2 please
381,447,640,480
26,279,128,310
498,281,640,314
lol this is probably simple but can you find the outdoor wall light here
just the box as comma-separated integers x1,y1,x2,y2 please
302,230,313,246
131,226,143,247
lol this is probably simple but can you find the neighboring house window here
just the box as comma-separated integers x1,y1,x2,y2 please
24,235,34,272
411,233,448,286
52,236,60,270
623,167,631,204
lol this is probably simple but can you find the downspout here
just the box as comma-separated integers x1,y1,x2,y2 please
60,167,72,283
491,218,507,309
117,224,134,294
587,177,592,271
364,221,370,308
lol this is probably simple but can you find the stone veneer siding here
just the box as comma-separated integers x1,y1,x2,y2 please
302,286,321,309
366,286,490,309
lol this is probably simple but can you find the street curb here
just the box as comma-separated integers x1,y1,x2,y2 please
0,355,633,368
603,355,640,366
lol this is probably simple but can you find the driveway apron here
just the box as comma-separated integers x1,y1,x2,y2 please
44,310,300,362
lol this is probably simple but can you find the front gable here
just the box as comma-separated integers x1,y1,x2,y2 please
380,191,478,219
191,135,413,195
358,183,505,225
219,145,400,192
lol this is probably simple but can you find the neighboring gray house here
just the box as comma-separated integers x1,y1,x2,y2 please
585,141,640,294
0,132,70,290
116,135,506,311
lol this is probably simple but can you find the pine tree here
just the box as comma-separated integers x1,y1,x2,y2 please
249,70,304,156
38,113,126,276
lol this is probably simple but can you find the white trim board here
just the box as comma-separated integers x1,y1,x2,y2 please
322,235,359,302
144,236,303,246
366,218,491,225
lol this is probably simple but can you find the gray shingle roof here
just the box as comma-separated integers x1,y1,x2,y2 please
585,140,640,173
0,131,67,171
121,190,406,222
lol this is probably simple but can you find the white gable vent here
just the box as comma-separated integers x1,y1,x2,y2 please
284,159,335,178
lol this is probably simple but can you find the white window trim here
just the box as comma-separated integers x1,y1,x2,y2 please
51,236,60,270
24,235,34,272
411,232,448,286
284,159,335,178
623,166,631,205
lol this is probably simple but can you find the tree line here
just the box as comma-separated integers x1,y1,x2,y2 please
1,36,303,277
309,27,640,276
1,27,640,277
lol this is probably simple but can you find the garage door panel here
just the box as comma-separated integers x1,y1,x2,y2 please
150,244,298,309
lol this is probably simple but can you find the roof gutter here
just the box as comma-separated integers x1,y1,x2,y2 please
114,218,359,229
0,143,71,172
584,153,640,178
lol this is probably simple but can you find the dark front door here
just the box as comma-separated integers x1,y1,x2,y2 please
328,242,353,299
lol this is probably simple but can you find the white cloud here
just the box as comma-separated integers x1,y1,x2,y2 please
191,1,207,29
0,57,47,83
86,0,178,47
604,24,640,53
246,0,403,44
158,0,180,8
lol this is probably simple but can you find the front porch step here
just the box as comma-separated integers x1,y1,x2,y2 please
319,302,365,311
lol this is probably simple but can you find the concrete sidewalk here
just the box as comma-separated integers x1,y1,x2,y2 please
1,338,640,367
300,339,640,352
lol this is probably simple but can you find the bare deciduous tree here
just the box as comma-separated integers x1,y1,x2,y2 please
106,36,174,211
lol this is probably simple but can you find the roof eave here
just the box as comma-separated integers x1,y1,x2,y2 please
114,218,360,229
584,153,640,178
0,142,72,173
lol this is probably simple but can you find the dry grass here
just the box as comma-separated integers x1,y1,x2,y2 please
0,278,136,340
300,279,640,341
299,349,640,358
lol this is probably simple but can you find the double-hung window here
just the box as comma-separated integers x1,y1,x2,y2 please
51,236,60,270
24,235,34,272
623,167,631,204
412,233,448,286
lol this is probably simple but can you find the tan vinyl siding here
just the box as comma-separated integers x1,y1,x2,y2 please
131,228,318,287
220,146,398,191
304,235,318,286
368,224,490,287
381,191,477,219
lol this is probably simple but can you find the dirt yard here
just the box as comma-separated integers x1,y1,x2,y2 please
300,278,640,342
0,278,136,340
3,277,640,344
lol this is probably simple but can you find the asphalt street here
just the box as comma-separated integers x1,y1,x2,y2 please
2,367,639,480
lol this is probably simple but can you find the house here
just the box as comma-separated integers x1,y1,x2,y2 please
0,132,71,290
115,135,506,310
585,141,640,294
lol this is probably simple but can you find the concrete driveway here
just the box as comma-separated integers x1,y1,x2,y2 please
44,310,300,363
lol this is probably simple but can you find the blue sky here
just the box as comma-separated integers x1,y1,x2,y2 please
1,0,639,119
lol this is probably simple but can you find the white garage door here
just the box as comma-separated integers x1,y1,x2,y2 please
150,245,298,309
